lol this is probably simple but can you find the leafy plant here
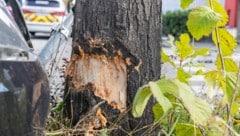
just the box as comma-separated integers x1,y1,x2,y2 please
133,0,240,135
163,10,190,37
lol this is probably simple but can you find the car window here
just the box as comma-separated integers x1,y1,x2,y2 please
26,0,60,7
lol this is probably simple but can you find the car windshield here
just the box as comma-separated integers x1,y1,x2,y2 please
26,0,60,7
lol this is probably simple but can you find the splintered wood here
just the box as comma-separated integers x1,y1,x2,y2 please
66,53,127,112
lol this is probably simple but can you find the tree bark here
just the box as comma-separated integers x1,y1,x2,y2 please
64,0,162,135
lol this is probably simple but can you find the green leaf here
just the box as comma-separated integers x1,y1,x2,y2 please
132,86,152,117
51,101,64,112
225,73,236,103
149,81,172,113
204,70,225,97
156,79,179,95
152,103,164,122
231,102,239,116
191,48,210,58
180,0,194,9
162,49,171,62
212,28,236,56
207,118,225,136
208,0,228,26
161,49,175,66
156,79,212,125
100,129,108,136
195,69,203,75
175,123,201,136
176,33,194,60
187,6,221,40
173,80,212,125
177,68,192,83
216,56,238,72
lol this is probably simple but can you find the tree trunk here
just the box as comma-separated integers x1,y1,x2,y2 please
64,0,162,135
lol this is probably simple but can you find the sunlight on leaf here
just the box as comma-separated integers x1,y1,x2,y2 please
195,69,203,75
176,33,194,60
156,79,179,95
175,123,201,136
149,82,172,113
187,6,221,40
173,80,212,125
191,48,210,58
216,56,238,72
132,86,152,117
204,70,225,98
225,73,236,103
212,28,236,56
156,79,212,125
162,49,171,63
231,102,239,116
207,117,226,136
177,68,192,83
180,0,194,9
208,0,228,26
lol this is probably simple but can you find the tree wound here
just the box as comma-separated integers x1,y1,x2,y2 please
67,54,127,112
66,37,140,112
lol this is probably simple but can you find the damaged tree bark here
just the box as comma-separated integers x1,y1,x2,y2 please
64,0,162,135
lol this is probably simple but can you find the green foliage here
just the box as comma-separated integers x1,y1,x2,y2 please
204,70,225,96
212,28,236,56
180,0,194,9
51,101,64,112
132,79,212,126
171,80,212,125
187,6,221,40
216,57,238,72
191,48,210,58
161,49,175,66
133,0,240,135
152,104,164,122
175,123,201,136
149,82,173,113
177,68,191,83
208,0,228,26
175,33,194,60
100,129,108,136
132,86,152,117
163,10,190,37
174,33,210,62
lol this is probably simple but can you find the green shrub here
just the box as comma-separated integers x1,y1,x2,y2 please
163,10,190,37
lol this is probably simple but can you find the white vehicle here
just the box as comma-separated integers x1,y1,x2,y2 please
22,0,68,35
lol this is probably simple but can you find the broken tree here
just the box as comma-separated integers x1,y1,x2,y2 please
64,0,162,135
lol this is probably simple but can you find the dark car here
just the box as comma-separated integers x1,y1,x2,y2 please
0,0,50,135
